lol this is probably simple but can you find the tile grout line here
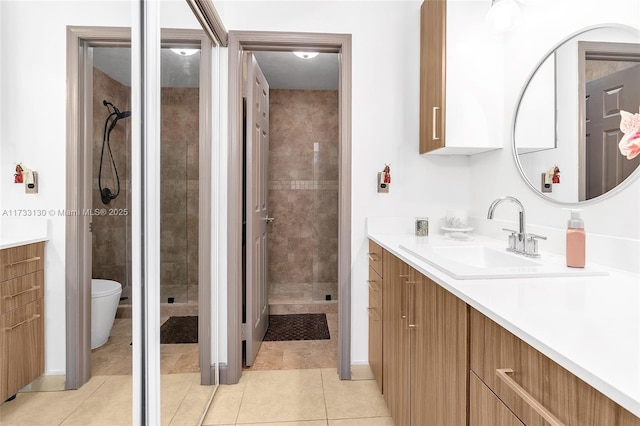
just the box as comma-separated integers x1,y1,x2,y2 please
57,375,115,425
319,368,330,424
233,374,250,425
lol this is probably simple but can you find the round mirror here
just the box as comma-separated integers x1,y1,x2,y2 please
513,25,640,204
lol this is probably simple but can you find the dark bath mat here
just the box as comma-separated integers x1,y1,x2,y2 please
264,313,330,341
160,316,198,344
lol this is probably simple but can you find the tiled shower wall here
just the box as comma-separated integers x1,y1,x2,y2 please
92,68,199,304
160,87,199,304
92,68,132,291
268,89,339,302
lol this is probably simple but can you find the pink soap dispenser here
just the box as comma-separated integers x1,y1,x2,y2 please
566,209,585,268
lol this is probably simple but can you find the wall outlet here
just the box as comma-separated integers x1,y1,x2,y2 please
377,172,389,193
540,173,552,193
25,171,38,194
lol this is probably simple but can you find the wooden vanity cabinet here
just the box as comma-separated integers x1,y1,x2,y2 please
367,240,383,392
382,252,411,425
0,242,45,402
470,308,640,426
382,251,467,426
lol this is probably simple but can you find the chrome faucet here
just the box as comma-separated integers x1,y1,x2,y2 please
487,196,546,257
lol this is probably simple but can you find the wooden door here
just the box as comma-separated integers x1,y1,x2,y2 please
382,253,411,426
244,53,270,366
419,0,446,154
585,63,640,199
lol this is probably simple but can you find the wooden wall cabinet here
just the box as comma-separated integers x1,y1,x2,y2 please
470,308,640,426
419,0,503,155
367,240,383,392
381,251,467,425
0,242,45,403
419,0,446,154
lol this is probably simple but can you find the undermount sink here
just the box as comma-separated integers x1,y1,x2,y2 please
431,245,540,268
399,241,608,280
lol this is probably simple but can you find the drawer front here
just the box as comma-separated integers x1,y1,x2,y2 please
0,270,44,314
470,371,524,426
368,240,383,277
470,308,638,426
0,243,45,282
368,267,382,310
1,298,45,400
368,268,383,393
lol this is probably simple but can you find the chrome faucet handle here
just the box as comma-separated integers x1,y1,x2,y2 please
525,233,546,257
501,228,518,251
527,233,547,241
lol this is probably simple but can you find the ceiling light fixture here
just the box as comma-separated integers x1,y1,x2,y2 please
293,51,319,59
486,0,521,32
170,48,200,56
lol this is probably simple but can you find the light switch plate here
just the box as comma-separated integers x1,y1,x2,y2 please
377,172,389,193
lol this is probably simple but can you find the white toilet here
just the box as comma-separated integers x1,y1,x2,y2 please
91,279,122,349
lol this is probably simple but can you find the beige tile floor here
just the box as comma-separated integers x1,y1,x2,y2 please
92,317,199,375
0,373,213,425
202,368,393,426
0,369,392,426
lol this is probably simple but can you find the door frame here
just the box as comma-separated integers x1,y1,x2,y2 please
226,31,352,383
65,26,215,388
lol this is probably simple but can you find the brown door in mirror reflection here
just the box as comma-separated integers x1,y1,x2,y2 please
585,63,640,200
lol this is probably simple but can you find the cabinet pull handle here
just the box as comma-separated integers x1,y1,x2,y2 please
3,285,40,299
398,274,409,278
432,107,440,141
367,252,378,261
5,256,41,267
403,281,418,322
407,281,417,329
6,314,41,331
496,368,565,426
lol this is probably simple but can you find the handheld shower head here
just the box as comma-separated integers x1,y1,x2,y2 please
99,100,130,205
102,100,131,120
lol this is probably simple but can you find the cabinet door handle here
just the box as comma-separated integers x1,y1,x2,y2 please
432,107,440,141
5,256,41,267
404,281,418,323
367,252,378,261
6,314,41,331
3,285,40,299
407,281,416,329
496,368,565,426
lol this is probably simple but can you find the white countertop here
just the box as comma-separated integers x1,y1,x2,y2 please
369,231,640,418
0,218,48,250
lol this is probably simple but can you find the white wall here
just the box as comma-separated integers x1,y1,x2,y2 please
0,0,202,375
469,0,640,272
